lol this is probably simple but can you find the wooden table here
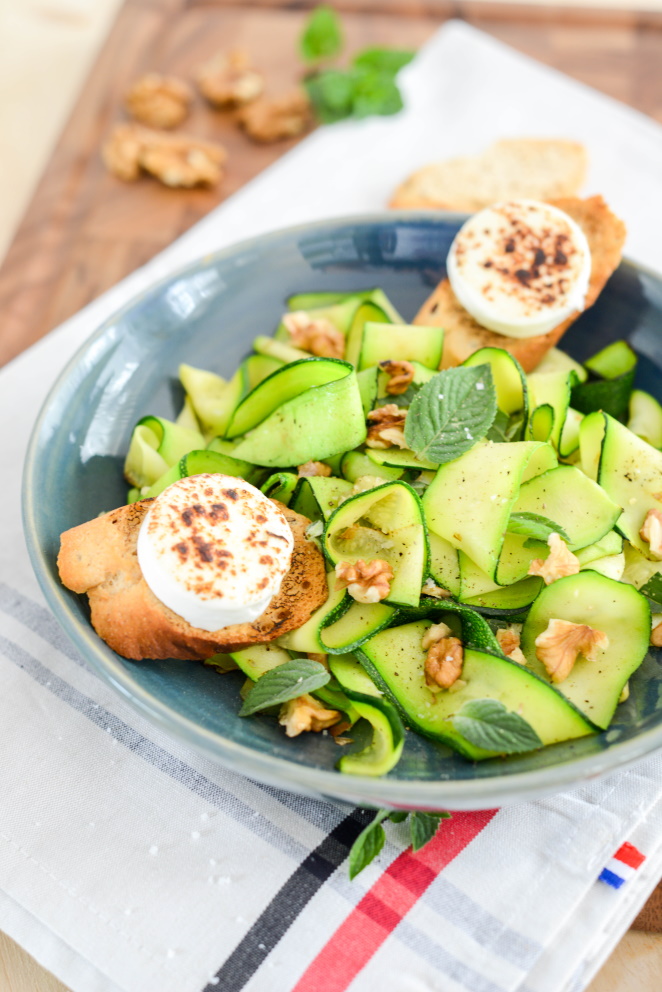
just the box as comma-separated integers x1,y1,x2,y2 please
1,1,662,988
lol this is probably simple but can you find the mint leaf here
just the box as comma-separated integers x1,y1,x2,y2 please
239,659,330,716
349,810,388,879
410,811,450,852
304,70,355,124
351,68,403,118
451,699,542,754
388,810,409,823
404,366,497,465
353,48,414,75
300,5,343,63
508,513,570,544
487,408,525,443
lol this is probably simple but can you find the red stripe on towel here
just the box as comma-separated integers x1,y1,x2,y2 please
292,809,497,992
614,841,645,869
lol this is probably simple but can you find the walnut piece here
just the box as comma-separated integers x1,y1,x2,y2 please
379,359,415,395
282,311,344,359
534,618,609,683
237,89,311,143
335,558,393,604
279,693,341,737
496,626,527,665
528,533,580,585
366,404,408,449
298,461,332,478
124,73,192,129
640,508,662,560
421,622,452,651
196,49,264,107
421,578,452,600
425,637,464,690
103,124,227,187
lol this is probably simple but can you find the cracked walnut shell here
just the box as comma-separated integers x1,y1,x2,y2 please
335,558,393,605
237,89,311,143
124,73,193,129
103,124,227,188
196,49,264,107
283,311,344,359
534,618,609,683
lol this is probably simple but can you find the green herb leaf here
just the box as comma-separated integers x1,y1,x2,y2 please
451,698,542,754
640,573,662,608
508,513,570,544
404,366,497,465
353,48,415,75
351,68,404,119
349,810,388,879
388,810,409,823
239,659,330,716
304,69,355,124
300,5,343,63
487,408,525,443
376,382,422,409
410,811,451,851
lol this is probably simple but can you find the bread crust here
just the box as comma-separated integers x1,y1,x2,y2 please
58,498,328,660
414,195,626,372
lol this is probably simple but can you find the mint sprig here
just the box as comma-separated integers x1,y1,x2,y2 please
508,513,570,544
300,5,343,63
239,659,330,717
451,699,542,755
404,366,498,465
349,809,451,878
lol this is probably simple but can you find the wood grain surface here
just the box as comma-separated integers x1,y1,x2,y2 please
1,0,661,367
1,1,662,989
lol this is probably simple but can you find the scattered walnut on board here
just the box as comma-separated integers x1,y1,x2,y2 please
425,637,464,690
335,558,394,605
283,311,344,359
279,694,341,737
196,49,264,108
528,533,580,585
124,73,193,129
237,89,311,143
103,124,227,188
366,404,408,450
379,360,415,395
534,618,609,683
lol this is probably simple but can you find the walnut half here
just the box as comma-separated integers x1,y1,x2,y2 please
534,618,609,683
124,73,193,129
279,694,341,737
335,558,393,604
237,89,311,143
528,533,580,585
298,461,332,478
196,49,264,108
103,124,227,188
366,404,408,450
283,311,344,359
496,626,527,665
640,508,662,560
425,637,464,690
379,360,415,395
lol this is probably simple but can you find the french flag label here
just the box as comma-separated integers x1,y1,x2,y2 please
598,842,646,889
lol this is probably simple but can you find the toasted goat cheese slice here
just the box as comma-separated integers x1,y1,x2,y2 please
446,199,592,338
137,474,294,631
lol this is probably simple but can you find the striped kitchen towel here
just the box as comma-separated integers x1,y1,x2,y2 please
3,20,662,992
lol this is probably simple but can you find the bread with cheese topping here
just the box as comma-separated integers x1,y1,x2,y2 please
414,195,626,372
58,498,328,660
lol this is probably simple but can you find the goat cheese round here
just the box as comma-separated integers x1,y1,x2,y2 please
137,474,294,631
446,199,592,338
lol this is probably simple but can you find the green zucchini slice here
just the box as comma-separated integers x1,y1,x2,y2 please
124,415,204,488
277,574,347,653
533,347,588,382
291,476,354,522
320,601,397,654
571,341,637,421
341,450,403,483
463,347,527,417
357,620,593,760
324,481,428,607
179,363,244,437
428,531,461,598
286,289,404,323
521,571,650,729
422,441,556,582
345,303,392,367
227,359,366,466
358,323,444,371
628,390,662,449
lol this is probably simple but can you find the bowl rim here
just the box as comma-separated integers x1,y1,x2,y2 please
22,210,662,809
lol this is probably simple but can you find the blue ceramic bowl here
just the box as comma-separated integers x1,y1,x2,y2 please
23,214,662,809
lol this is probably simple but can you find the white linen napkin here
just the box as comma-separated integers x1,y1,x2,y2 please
2,20,662,992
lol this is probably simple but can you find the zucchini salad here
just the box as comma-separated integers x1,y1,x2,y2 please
121,288,662,775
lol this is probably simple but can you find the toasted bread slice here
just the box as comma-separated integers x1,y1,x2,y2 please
414,196,626,372
58,498,328,660
390,139,587,212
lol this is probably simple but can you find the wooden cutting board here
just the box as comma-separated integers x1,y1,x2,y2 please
0,0,661,935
